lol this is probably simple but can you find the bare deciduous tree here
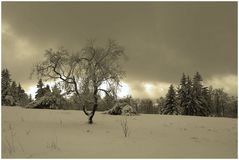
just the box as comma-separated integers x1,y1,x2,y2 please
213,88,229,117
32,39,126,124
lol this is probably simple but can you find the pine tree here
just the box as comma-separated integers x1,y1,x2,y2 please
16,83,30,106
9,81,18,105
1,69,12,105
191,72,210,116
51,84,64,109
213,88,228,117
43,85,51,95
138,99,154,114
162,84,178,115
17,83,24,102
157,97,165,114
184,76,194,115
2,69,30,106
52,85,61,96
207,86,214,115
177,73,187,115
35,79,45,99
202,86,211,115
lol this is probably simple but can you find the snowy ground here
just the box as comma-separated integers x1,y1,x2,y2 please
2,106,237,158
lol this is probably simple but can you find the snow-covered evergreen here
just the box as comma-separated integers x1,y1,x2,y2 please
177,73,188,115
162,84,178,115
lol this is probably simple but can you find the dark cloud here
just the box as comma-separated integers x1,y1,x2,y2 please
2,2,237,97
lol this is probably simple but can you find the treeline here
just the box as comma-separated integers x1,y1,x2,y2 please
2,69,237,118
27,79,68,109
159,72,237,118
2,69,32,106
125,72,237,118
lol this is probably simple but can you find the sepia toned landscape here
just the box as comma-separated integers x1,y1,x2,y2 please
2,107,237,158
2,2,237,158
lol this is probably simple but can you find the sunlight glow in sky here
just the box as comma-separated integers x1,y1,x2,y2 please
117,82,131,98
144,83,154,96
26,81,132,99
3,3,237,100
25,74,238,100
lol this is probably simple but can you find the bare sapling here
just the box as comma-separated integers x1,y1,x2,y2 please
47,136,60,151
120,117,130,137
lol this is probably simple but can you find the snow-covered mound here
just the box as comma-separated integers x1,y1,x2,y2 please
26,95,60,109
104,103,137,115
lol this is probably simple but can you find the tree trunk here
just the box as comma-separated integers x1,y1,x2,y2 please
88,111,95,124
82,105,89,116
88,87,98,124
216,97,220,117
221,102,224,117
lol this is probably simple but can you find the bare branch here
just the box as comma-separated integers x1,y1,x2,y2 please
98,88,111,97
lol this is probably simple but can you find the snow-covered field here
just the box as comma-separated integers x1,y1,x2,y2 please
2,106,237,158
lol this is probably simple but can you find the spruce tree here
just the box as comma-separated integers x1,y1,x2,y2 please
202,86,211,116
177,73,187,115
213,88,228,117
191,72,210,116
43,85,51,95
207,86,214,115
17,83,29,106
9,81,18,105
35,79,45,99
51,84,64,108
17,83,24,102
184,76,194,115
1,69,12,105
52,85,61,96
157,97,165,114
138,99,154,114
162,84,178,115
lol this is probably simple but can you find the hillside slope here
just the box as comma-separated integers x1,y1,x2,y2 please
2,106,237,158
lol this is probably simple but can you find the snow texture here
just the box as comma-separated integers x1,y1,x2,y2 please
2,106,237,158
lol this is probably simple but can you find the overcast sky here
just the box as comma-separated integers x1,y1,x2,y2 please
2,2,237,98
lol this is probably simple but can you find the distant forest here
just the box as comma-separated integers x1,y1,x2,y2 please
2,68,237,118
